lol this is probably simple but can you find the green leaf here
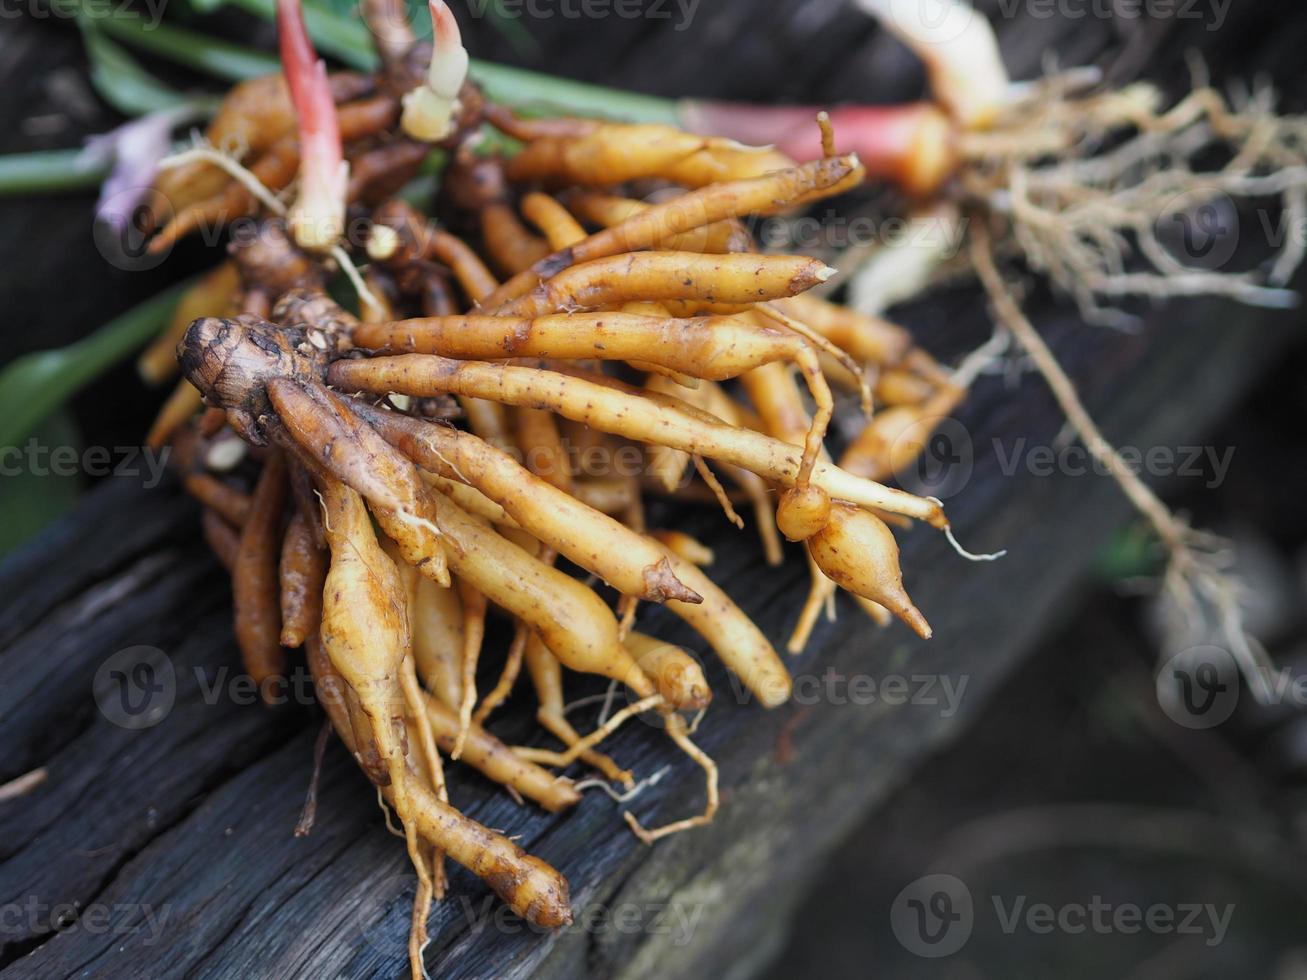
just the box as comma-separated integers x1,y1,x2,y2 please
94,10,281,82
1094,523,1167,582
471,60,679,122
470,0,541,59
79,19,189,116
186,0,229,15
397,173,438,208
223,0,379,70
0,281,192,450
85,0,678,122
0,149,110,196
0,410,84,557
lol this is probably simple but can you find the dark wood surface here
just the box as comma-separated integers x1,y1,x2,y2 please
1,3,1305,978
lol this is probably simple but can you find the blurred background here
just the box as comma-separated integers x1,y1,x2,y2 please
4,1,1307,977
764,346,1307,979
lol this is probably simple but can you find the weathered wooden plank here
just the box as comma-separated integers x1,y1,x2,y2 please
0,291,1293,978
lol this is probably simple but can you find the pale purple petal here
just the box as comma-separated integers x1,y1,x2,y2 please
89,106,197,232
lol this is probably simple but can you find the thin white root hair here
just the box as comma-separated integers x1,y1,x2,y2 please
575,765,670,802
159,144,289,216
943,522,1008,563
951,328,1012,390
597,679,620,726
623,720,719,844
331,244,385,319
962,70,1307,326
377,788,406,839
416,938,433,980
157,146,382,317
0,767,47,803
560,691,613,716
971,225,1274,690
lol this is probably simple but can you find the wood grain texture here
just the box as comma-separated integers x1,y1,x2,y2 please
1,2,1304,978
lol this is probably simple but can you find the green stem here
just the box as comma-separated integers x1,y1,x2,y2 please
223,0,378,70
91,1,679,122
0,149,110,196
226,0,678,120
79,17,192,116
472,61,679,123
96,12,280,81
0,281,192,448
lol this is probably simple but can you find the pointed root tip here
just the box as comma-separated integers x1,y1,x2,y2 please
883,590,932,639
816,265,838,283
646,558,704,605
901,604,933,640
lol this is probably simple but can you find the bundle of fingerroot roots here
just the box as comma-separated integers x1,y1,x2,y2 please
133,0,981,972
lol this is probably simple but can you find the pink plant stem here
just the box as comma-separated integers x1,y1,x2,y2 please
400,0,471,141
278,0,346,250
680,100,957,196
430,0,463,55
